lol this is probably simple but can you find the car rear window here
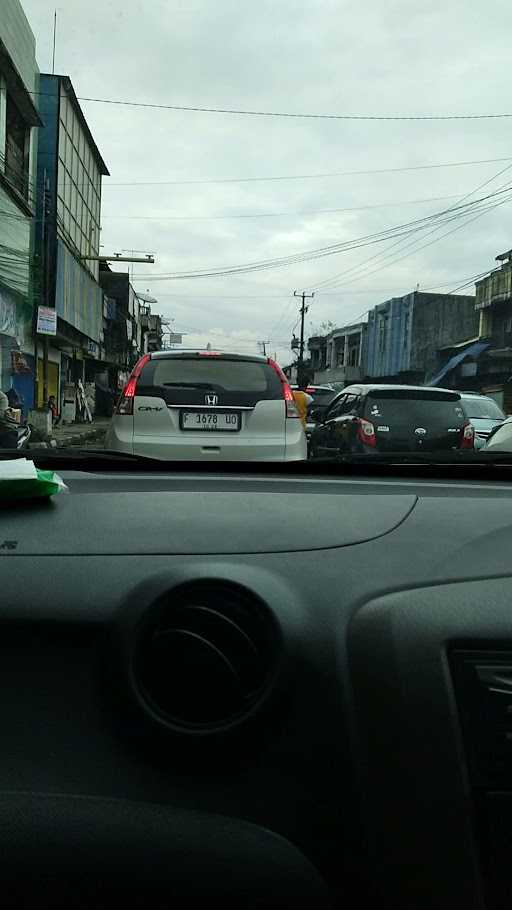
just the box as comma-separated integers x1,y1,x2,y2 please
462,398,504,419
364,390,465,425
138,357,282,398
308,388,336,404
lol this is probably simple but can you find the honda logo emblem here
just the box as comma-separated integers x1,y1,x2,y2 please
205,394,219,406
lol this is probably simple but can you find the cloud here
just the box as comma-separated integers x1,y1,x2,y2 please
21,0,512,366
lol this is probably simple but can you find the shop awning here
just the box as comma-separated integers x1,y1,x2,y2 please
428,340,491,387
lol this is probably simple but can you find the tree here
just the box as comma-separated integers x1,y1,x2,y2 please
309,320,334,338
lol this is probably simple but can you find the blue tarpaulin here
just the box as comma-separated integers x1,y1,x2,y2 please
428,340,490,387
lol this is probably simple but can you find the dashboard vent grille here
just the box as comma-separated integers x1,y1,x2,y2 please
134,582,280,730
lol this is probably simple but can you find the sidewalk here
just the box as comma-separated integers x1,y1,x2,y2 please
39,417,111,449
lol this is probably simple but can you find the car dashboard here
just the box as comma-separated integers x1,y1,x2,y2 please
3,466,512,908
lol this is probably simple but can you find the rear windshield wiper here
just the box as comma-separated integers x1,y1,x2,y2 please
162,382,216,390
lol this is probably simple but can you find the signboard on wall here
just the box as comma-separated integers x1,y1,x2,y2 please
36,306,57,335
55,240,103,342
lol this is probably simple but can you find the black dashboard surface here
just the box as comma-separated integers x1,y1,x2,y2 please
2,468,512,908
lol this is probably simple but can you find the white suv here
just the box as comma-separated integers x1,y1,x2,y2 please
105,350,307,462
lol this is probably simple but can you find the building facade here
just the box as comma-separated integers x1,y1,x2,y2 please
0,0,41,411
309,322,367,385
365,291,478,384
35,73,109,407
470,249,512,411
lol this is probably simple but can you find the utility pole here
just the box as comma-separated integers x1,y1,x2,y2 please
294,290,314,383
42,172,51,407
258,340,270,356
33,170,51,408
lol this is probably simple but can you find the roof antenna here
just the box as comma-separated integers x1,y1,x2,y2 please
51,10,57,74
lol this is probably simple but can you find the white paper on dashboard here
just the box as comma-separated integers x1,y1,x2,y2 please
0,459,38,481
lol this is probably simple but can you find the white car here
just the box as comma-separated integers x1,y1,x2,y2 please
105,350,307,462
458,392,505,450
483,415,512,452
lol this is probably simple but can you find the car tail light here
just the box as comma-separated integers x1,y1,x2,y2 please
116,353,151,416
460,420,475,450
357,417,376,447
198,351,221,356
268,358,300,418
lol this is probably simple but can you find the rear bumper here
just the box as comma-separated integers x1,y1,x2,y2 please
106,425,307,462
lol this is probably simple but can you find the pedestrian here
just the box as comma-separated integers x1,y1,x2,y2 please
6,386,21,410
292,379,313,430
47,395,58,423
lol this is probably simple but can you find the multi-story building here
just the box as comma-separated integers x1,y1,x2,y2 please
99,267,143,373
309,322,367,385
140,307,163,353
34,73,109,407
0,0,41,411
365,291,478,384
470,249,512,411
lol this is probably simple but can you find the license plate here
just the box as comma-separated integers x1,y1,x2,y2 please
181,411,240,431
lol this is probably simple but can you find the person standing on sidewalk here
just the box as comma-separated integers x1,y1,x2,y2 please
47,396,58,424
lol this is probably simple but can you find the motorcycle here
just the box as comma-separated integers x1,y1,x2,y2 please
0,413,31,450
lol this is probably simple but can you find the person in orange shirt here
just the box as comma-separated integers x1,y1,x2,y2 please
292,380,313,430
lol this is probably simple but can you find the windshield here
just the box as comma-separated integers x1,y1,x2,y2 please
2,1,512,469
140,358,280,395
462,399,505,420
364,392,465,426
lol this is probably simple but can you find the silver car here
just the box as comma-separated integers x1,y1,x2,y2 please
106,350,307,462
458,393,505,450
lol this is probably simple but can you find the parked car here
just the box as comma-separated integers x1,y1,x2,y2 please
323,381,346,394
457,392,505,449
308,384,475,459
482,415,512,452
106,350,307,462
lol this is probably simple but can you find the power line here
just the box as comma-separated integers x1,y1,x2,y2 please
100,156,512,187
265,165,512,337
135,273,498,298
25,90,512,121
130,185,512,282
100,193,461,221
309,162,512,293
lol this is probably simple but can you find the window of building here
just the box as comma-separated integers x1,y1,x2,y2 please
403,308,410,344
348,343,359,366
378,315,388,352
5,94,30,199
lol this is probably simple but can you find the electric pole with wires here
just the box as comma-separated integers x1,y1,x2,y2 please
294,290,314,383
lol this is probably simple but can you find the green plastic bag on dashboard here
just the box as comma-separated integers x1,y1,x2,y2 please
0,459,68,500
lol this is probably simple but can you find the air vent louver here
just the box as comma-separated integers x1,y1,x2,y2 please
134,582,280,730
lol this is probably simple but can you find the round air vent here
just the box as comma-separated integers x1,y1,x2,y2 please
132,581,281,732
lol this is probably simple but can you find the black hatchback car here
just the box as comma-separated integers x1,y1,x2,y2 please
308,384,475,459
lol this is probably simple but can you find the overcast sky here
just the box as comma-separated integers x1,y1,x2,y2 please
22,0,512,365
